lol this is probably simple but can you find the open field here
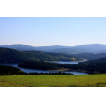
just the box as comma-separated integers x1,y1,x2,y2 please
0,74,106,87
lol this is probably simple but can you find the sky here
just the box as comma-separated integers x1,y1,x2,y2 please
0,17,106,46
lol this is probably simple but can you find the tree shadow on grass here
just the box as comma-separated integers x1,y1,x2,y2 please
96,82,106,87
68,85,79,87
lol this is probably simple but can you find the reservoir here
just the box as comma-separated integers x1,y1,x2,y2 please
50,61,78,64
0,61,88,75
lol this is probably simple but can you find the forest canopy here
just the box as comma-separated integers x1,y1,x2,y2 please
0,47,82,63
18,59,106,74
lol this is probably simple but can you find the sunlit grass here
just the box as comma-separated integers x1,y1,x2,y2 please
0,74,106,87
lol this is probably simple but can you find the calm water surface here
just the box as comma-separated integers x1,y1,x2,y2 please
50,61,78,64
0,61,88,75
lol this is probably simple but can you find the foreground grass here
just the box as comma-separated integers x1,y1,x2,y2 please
0,74,106,87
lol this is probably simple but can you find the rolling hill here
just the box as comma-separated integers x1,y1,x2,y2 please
71,53,106,60
0,47,81,63
82,57,106,64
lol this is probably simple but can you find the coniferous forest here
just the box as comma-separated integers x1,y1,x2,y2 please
18,59,106,74
0,65,26,75
0,65,73,75
1,47,106,75
0,47,82,63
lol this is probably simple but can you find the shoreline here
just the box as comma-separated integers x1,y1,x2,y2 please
18,65,88,73
47,68,71,71
48,68,88,73
0,62,89,74
45,60,87,63
45,61,61,62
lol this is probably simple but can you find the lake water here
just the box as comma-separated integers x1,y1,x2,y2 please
0,61,88,75
50,61,78,64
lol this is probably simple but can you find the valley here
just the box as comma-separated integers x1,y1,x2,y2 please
1,16,106,105
1,45,106,75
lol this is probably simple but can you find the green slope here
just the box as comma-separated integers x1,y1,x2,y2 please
0,47,81,63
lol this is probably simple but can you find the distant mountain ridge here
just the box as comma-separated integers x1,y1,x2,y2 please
0,44,36,51
1,44,106,54
44,44,106,54
0,44,70,51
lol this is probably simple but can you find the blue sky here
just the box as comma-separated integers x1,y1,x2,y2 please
0,17,106,46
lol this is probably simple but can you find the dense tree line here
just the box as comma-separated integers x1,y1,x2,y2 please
0,65,26,75
1,47,106,75
1,58,106,75
18,61,62,70
82,57,106,64
18,60,106,74
0,47,81,63
28,71,73,75
72,53,106,60
0,65,73,75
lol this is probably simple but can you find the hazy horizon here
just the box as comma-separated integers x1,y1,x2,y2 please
0,17,106,46
0,43,106,47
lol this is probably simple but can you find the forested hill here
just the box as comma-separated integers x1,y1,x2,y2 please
0,47,82,63
82,57,106,64
18,58,106,74
77,57,106,74
72,53,106,60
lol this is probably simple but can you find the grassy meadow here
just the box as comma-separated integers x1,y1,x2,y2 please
0,74,106,87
